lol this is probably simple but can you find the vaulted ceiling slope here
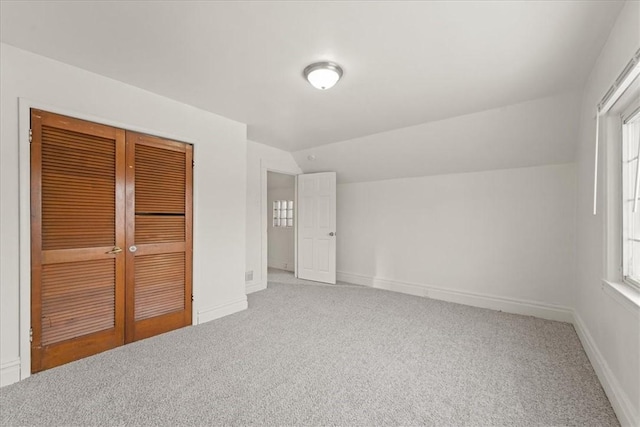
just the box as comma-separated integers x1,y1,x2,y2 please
294,91,581,183
0,1,624,153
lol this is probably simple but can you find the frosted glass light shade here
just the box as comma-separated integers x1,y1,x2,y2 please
304,62,343,90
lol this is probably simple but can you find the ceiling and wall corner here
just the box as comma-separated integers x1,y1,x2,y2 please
0,0,624,159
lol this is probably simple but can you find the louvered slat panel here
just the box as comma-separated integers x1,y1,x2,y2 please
41,126,115,250
134,253,185,321
135,215,185,244
135,144,185,213
41,259,115,345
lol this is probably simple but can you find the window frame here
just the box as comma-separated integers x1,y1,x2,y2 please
621,103,640,291
272,200,294,228
602,82,640,295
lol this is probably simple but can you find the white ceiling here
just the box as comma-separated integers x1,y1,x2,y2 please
0,1,624,152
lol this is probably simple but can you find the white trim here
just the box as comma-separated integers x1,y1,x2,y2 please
603,112,624,282
246,281,267,294
294,176,298,278
197,297,248,324
17,97,205,382
0,359,21,387
573,312,639,427
337,271,573,322
336,271,373,287
594,111,601,215
18,99,32,382
267,258,294,272
623,276,640,291
602,280,640,314
598,48,640,114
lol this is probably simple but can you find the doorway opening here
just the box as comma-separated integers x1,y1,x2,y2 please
267,171,296,279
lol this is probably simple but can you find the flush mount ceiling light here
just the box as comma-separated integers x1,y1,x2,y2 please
303,62,343,90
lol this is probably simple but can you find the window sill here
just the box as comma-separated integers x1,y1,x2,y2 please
601,280,640,314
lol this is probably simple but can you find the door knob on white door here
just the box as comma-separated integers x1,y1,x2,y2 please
329,232,336,236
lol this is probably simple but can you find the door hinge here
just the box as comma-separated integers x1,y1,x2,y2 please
192,160,195,168
29,129,33,143
29,327,33,343
191,294,194,302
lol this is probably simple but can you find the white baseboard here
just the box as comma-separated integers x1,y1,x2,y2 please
267,259,294,272
573,312,638,427
0,359,21,387
337,271,374,287
197,297,248,324
337,271,573,323
246,281,267,294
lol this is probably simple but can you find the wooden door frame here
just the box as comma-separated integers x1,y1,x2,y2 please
17,98,200,381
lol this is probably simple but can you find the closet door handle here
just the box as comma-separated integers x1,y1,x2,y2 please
106,246,122,254
129,245,137,253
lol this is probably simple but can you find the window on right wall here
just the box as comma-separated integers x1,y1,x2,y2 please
621,105,640,290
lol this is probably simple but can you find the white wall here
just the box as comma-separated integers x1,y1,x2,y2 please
267,181,295,272
245,140,301,293
574,2,640,425
337,164,576,319
0,44,248,386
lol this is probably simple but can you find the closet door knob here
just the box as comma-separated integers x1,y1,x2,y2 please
129,245,137,253
106,246,122,254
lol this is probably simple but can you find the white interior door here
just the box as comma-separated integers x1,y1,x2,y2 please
297,172,336,284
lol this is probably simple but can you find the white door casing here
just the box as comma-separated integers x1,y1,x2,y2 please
297,172,336,284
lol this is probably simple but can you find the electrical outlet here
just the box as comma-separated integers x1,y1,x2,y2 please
245,270,253,282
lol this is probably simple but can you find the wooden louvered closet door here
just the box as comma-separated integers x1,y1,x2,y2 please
31,110,193,372
30,110,126,372
125,131,193,343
